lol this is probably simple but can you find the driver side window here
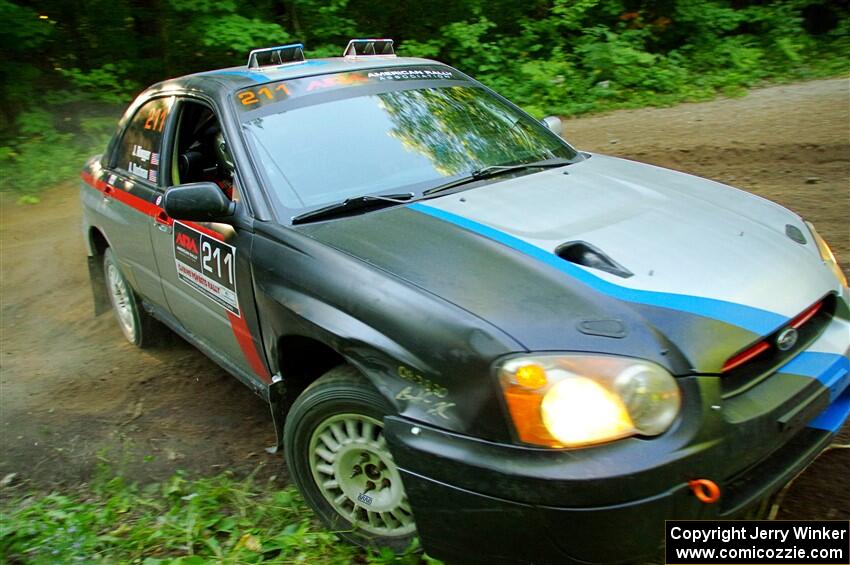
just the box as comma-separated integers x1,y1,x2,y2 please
169,100,239,201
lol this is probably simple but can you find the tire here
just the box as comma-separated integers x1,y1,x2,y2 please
103,248,163,348
284,364,417,551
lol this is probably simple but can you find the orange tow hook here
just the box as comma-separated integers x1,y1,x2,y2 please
688,479,721,504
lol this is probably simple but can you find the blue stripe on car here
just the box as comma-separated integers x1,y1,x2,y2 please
777,351,850,432
409,202,788,335
779,351,850,401
808,387,850,432
214,71,266,82
409,204,850,432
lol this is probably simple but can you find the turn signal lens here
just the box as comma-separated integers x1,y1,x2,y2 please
806,222,847,288
515,364,548,389
498,355,680,448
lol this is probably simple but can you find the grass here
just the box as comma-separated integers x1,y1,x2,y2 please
0,464,440,564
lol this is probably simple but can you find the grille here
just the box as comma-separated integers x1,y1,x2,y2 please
721,294,836,398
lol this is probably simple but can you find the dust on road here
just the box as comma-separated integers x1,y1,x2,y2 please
1,78,848,518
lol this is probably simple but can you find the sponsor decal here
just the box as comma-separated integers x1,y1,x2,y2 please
148,169,157,183
155,194,162,206
175,231,199,257
235,66,463,112
129,162,148,178
367,68,454,81
173,222,240,316
305,73,368,91
150,152,159,166
132,144,151,162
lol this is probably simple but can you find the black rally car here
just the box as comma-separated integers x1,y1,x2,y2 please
80,40,850,564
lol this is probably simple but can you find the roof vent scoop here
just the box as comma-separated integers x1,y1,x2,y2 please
247,43,306,69
344,38,395,58
556,241,633,278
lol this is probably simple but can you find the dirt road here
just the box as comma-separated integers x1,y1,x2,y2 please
1,79,848,519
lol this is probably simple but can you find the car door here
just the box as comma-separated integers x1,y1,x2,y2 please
96,96,175,308
148,97,271,391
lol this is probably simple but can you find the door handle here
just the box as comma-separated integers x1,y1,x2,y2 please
155,211,173,233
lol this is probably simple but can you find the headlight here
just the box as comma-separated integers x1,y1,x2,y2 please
806,221,847,288
498,354,681,448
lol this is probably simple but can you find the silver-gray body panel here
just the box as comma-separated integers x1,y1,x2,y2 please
425,154,840,320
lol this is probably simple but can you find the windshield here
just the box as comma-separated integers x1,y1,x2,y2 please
242,77,579,214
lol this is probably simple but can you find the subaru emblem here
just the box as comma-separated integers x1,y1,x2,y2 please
776,327,798,351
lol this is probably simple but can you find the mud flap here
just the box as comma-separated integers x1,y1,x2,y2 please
88,255,110,316
266,375,286,454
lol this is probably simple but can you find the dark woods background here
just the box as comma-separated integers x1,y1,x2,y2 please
1,0,848,198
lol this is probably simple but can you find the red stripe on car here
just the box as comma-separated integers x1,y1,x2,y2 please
82,171,271,384
789,300,822,329
722,340,770,372
227,311,272,383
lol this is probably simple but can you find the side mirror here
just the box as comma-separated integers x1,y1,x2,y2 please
163,182,235,222
542,115,563,136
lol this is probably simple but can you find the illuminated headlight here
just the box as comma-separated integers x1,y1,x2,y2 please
498,355,681,448
806,221,847,288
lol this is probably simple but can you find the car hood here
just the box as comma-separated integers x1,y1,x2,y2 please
298,154,841,372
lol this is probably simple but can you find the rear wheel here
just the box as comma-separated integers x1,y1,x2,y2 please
103,248,162,348
284,365,417,550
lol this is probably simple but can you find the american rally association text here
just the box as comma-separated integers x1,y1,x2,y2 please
669,525,849,545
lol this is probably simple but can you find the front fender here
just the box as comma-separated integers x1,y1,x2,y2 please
252,221,524,443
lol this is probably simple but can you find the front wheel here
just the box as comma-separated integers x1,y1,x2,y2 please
284,365,417,550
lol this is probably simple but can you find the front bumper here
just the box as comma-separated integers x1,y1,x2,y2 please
384,317,850,565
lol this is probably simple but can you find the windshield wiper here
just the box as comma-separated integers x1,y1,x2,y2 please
422,158,574,197
291,192,415,225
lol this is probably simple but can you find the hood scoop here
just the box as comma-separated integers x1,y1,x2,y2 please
556,241,633,278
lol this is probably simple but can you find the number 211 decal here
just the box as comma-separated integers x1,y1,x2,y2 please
173,222,240,316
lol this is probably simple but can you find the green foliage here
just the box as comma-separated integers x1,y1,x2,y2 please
1,468,437,564
0,106,115,200
195,15,290,53
294,0,358,41
0,0,51,49
60,64,141,104
169,0,238,13
1,0,849,197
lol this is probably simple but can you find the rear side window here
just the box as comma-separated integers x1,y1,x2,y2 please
115,97,174,184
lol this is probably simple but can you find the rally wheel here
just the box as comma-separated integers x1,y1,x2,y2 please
284,364,417,550
103,248,162,348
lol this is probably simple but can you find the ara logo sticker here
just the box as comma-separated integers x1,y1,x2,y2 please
357,493,373,505
175,232,199,256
